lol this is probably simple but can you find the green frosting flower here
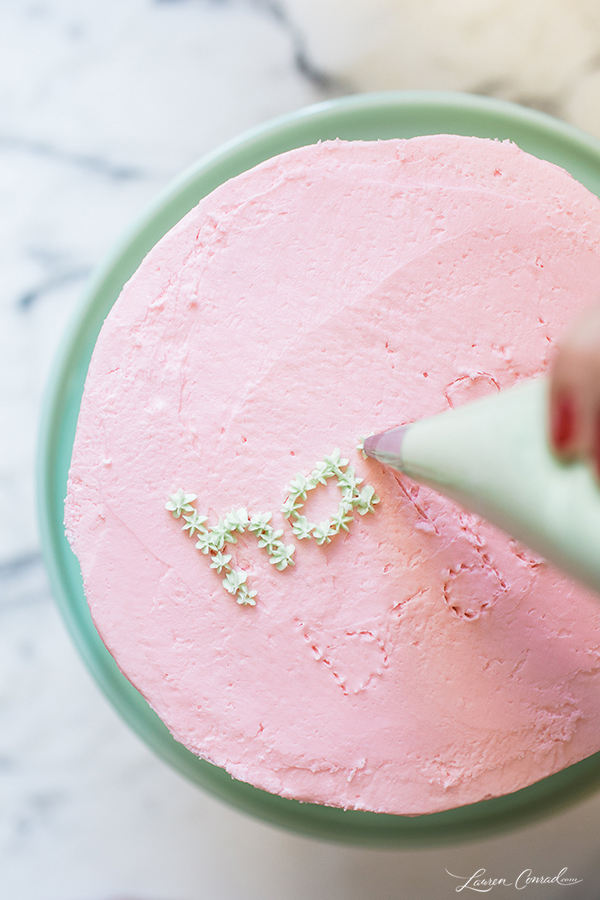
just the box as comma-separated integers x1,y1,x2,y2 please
166,489,197,518
287,473,310,501
312,522,333,545
224,507,249,533
281,495,302,518
356,435,373,460
336,466,362,496
237,585,258,607
210,550,232,574
291,515,313,540
211,518,238,549
248,512,272,534
195,529,215,555
257,527,284,553
269,543,295,570
310,460,330,486
322,449,349,477
330,502,354,534
182,510,209,536
222,569,248,595
355,484,381,515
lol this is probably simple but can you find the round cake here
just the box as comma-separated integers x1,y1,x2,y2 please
65,135,600,816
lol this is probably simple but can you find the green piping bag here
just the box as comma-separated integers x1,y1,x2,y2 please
364,378,600,595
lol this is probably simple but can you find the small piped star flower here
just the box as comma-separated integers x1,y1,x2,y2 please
166,489,197,518
195,530,215,554
330,503,354,533
269,543,295,570
248,512,272,534
211,518,237,549
310,460,330,486
337,466,362,496
287,473,310,501
312,522,333,545
257,528,284,553
210,551,232,574
322,449,349,478
182,510,209,536
225,507,249,533
291,515,313,540
237,585,258,606
355,485,381,515
356,435,373,460
281,494,302,519
223,569,248,595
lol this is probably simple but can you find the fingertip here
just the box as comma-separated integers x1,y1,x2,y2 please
549,390,576,457
593,408,600,480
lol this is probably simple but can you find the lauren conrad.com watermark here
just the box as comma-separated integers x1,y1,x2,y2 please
445,867,583,893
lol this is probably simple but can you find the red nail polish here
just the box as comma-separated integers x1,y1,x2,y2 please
551,393,575,452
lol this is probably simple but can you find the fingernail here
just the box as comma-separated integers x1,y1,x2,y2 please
551,393,575,453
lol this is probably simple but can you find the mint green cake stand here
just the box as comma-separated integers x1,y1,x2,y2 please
37,91,600,846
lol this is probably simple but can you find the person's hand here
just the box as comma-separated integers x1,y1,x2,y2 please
549,304,600,475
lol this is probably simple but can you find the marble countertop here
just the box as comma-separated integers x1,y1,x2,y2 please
3,1,600,898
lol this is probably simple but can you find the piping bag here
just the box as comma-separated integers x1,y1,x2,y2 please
363,377,600,596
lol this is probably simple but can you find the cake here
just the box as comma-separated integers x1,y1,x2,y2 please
65,135,600,816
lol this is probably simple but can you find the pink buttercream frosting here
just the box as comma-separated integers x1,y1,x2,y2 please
66,136,600,815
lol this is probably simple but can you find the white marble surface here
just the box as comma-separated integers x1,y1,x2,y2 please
4,1,600,897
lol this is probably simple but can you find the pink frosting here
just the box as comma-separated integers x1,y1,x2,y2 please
66,136,600,815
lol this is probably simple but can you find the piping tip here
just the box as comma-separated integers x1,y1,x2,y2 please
363,425,410,471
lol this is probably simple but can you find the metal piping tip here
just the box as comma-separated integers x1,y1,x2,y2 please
363,425,410,471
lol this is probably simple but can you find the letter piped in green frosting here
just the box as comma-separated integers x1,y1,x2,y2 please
166,500,295,606
281,448,380,546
